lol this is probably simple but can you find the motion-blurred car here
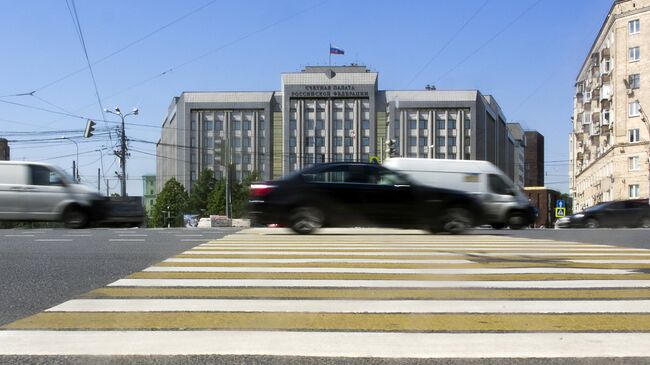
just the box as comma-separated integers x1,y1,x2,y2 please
556,199,650,228
248,162,484,234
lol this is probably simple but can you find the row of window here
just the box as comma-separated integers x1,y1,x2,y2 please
288,120,371,130
406,119,463,130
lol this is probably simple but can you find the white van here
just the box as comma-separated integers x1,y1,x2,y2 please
0,161,105,228
383,158,536,229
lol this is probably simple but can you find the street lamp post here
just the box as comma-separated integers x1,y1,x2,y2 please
61,136,79,183
104,106,138,197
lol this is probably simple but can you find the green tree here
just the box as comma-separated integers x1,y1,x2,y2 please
151,178,189,227
560,193,573,215
188,169,217,216
232,171,260,218
206,179,226,216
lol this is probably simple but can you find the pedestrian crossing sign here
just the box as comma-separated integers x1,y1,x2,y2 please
555,207,566,218
369,156,380,164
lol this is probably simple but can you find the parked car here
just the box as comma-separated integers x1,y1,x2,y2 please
0,161,105,228
383,158,536,229
248,162,484,234
555,199,650,228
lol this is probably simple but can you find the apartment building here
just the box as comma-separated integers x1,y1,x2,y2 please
570,0,650,212
507,123,527,189
525,131,545,187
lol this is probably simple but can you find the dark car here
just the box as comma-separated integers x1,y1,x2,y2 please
248,162,484,234
556,199,650,228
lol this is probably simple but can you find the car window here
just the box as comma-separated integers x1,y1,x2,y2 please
626,200,648,209
366,167,410,186
488,174,513,195
303,165,351,183
30,165,64,186
607,201,627,210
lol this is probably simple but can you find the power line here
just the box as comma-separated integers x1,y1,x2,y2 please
406,0,490,88
35,0,218,93
65,0,110,141
434,0,542,84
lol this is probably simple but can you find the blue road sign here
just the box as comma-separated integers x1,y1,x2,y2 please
557,200,565,208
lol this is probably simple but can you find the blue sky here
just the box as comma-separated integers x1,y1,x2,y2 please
0,0,613,195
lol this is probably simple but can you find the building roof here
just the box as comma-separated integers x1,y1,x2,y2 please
282,70,378,85
383,90,478,102
181,91,275,103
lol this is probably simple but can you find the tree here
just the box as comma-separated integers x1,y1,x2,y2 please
151,178,189,227
188,169,216,216
232,171,260,218
206,179,226,216
560,193,573,215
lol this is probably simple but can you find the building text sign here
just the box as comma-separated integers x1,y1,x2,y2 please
290,85,370,98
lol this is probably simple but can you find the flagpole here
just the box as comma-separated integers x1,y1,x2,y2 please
329,43,331,67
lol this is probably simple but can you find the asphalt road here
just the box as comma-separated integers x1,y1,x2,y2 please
2,226,650,365
0,227,238,326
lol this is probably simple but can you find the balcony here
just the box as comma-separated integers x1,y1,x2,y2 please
601,48,610,58
601,73,611,84
592,112,601,123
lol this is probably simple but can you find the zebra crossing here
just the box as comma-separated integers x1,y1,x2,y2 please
2,227,650,358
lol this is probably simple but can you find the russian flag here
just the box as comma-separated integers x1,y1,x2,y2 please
330,45,344,55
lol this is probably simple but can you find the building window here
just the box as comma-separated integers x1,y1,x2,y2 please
259,120,265,130
315,137,325,147
333,154,343,162
344,137,353,147
243,120,251,130
408,136,417,147
447,153,457,160
629,184,640,198
232,120,241,130
629,74,640,89
629,156,640,170
242,154,251,164
290,120,297,130
362,120,370,129
629,128,640,143
306,120,314,130
629,46,640,62
436,136,445,146
345,120,353,130
447,119,456,130
602,58,611,74
233,137,241,147
362,137,369,147
419,119,427,129
436,119,445,129
344,153,353,162
335,120,343,130
408,120,417,129
289,137,296,147
304,137,314,147
191,121,197,130
629,101,641,117
203,120,213,130
435,153,445,159
418,136,426,146
242,137,251,148
215,121,223,130
447,137,456,146
630,19,640,34
334,136,343,147
316,120,324,130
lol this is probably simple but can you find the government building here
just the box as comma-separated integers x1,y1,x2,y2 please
570,0,650,211
156,65,515,192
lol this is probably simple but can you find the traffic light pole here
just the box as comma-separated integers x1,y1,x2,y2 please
119,114,127,197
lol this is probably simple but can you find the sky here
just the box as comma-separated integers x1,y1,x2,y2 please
0,0,614,195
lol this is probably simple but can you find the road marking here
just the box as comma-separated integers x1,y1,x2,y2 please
62,234,92,237
175,234,204,237
164,258,474,264
109,239,146,242
181,239,208,242
118,234,148,237
182,250,650,257
108,278,650,288
128,271,650,281
46,299,650,313
82,287,650,300
7,312,650,331
572,259,650,264
144,266,635,275
34,239,73,242
1,331,650,357
4,234,35,237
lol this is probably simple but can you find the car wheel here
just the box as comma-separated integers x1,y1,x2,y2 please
639,217,650,228
290,206,324,234
507,211,527,230
491,223,506,230
585,218,600,229
441,207,473,234
62,206,89,229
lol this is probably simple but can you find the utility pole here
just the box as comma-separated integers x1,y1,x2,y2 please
97,168,100,193
72,161,76,183
105,107,138,197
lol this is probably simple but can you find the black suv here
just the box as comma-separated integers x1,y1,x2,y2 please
248,162,483,234
556,199,650,228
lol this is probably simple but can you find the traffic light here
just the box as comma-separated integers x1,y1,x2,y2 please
84,120,96,138
385,139,396,157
